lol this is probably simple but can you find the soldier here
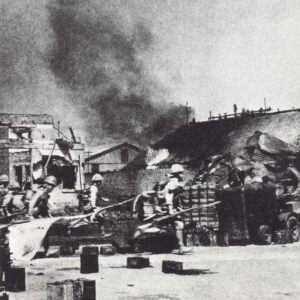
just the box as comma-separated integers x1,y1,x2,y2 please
0,224,10,289
0,175,10,217
1,182,22,216
28,175,57,219
90,173,109,209
141,164,192,254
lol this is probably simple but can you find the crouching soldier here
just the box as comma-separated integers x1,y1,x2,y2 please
1,182,23,216
28,176,57,219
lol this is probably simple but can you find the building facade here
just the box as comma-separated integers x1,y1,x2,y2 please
85,142,144,174
0,113,85,192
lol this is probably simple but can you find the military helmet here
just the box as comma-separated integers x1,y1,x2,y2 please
44,175,57,187
170,164,185,174
92,173,103,182
0,174,9,183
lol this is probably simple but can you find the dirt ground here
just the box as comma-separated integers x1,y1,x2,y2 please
8,242,300,300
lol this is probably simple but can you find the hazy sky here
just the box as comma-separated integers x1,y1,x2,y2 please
1,0,300,130
112,0,300,120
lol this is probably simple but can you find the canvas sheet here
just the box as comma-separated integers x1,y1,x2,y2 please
9,214,89,261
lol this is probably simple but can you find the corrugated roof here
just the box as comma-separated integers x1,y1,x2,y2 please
0,113,53,125
88,143,121,156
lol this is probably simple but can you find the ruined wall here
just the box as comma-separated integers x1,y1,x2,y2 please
223,111,300,155
0,126,9,176
156,110,300,164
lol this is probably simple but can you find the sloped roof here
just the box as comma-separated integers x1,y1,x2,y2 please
86,142,143,161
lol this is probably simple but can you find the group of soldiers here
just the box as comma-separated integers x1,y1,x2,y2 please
0,172,108,220
0,163,193,254
0,174,58,219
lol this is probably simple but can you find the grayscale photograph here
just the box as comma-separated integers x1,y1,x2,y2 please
0,0,300,299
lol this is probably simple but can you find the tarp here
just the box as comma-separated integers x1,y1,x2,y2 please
9,215,89,261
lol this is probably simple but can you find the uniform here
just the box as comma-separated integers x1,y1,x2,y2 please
28,176,57,218
152,164,191,254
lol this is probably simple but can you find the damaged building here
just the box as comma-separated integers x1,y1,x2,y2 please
85,142,144,175
0,113,85,193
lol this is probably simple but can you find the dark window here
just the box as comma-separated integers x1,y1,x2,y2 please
61,166,76,189
15,166,22,189
91,163,99,173
121,148,129,163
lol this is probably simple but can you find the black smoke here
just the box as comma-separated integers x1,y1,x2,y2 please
47,0,192,144
0,0,193,145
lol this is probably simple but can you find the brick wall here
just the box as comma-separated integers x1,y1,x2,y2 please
0,148,9,176
0,126,8,139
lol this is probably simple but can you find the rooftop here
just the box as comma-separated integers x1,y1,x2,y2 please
0,113,53,125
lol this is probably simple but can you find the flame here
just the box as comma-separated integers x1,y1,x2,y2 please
146,147,169,168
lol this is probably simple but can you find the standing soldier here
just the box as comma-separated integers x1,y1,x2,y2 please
0,175,10,217
139,164,192,254
162,164,192,254
90,173,109,209
28,175,57,219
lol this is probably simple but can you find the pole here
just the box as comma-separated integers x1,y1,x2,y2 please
78,154,83,191
44,142,56,176
57,121,60,138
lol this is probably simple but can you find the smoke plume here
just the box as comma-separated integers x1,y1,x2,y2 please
0,0,192,145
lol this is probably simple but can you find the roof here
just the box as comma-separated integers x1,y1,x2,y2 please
86,142,143,161
0,113,53,125
153,110,300,166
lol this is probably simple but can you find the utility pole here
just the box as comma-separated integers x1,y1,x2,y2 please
57,121,60,138
264,97,267,110
185,102,191,124
85,151,92,173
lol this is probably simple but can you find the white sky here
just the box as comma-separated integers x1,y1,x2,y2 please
111,0,300,120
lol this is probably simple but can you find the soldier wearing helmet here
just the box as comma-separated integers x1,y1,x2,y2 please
0,174,10,217
1,182,22,216
89,173,109,210
28,175,57,218
143,164,192,254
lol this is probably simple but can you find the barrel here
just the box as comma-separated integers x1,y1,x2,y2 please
47,280,74,300
5,267,26,292
82,246,98,255
0,291,9,300
162,260,183,274
100,246,116,256
80,254,99,274
127,257,150,269
74,279,96,300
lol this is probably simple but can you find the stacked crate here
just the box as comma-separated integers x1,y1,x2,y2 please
181,182,219,245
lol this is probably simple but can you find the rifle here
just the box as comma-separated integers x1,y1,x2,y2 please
70,196,136,227
0,210,27,224
136,201,220,235
153,201,220,225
